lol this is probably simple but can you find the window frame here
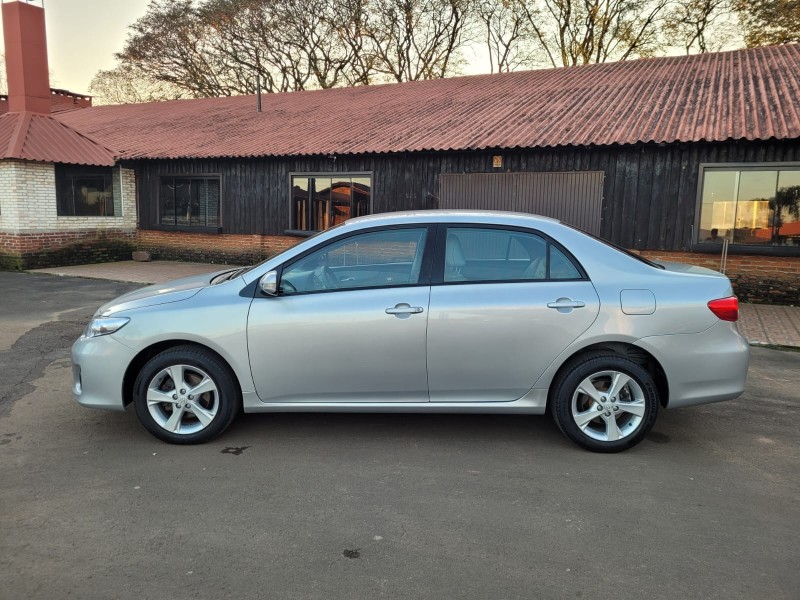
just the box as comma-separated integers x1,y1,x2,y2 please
154,173,223,233
274,223,437,296
431,223,588,286
286,171,374,237
55,165,116,218
693,162,800,256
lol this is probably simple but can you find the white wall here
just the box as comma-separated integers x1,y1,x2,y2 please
0,160,136,234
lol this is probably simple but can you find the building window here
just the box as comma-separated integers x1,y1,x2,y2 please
159,176,220,228
291,174,371,232
56,165,116,217
698,167,800,246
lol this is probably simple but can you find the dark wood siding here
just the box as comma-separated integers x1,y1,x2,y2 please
438,172,604,235
131,139,800,251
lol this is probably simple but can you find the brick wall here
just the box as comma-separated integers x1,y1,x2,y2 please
0,229,136,270
136,230,300,265
639,250,800,305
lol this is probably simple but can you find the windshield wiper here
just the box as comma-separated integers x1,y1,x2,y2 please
211,268,245,284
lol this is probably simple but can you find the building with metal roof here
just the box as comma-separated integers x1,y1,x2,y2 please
0,0,799,303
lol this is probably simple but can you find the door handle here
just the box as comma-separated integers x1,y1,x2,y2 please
547,299,586,309
385,303,424,315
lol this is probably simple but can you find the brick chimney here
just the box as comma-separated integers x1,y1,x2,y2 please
2,0,50,114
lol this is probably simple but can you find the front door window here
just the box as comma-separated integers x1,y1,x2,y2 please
281,228,429,294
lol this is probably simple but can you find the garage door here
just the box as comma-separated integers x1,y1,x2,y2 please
439,172,604,236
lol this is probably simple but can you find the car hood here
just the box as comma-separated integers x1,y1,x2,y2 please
95,269,234,316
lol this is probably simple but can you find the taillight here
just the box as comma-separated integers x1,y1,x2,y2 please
708,296,739,322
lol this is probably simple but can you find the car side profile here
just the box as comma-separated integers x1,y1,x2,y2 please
72,211,750,452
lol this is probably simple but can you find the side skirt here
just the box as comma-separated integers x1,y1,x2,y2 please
241,389,548,414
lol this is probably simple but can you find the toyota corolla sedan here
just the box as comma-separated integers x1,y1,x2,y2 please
72,211,749,452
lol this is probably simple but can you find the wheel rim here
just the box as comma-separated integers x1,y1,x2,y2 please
570,370,646,442
146,364,219,435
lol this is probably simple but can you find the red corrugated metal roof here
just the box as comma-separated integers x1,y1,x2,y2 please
56,44,800,160
0,111,115,165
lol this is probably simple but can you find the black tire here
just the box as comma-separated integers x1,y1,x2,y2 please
132,345,240,444
551,353,659,453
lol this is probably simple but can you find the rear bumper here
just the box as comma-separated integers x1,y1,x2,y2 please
635,321,750,409
71,334,137,412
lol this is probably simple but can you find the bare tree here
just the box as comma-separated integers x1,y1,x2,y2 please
88,64,188,105
105,0,752,103
516,0,672,67
363,0,474,81
332,0,380,85
116,0,407,96
118,0,237,97
477,0,533,72
663,0,734,54
201,0,369,92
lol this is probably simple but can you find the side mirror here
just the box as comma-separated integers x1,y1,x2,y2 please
259,270,279,296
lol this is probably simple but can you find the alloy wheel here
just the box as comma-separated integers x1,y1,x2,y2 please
146,364,219,435
570,370,646,442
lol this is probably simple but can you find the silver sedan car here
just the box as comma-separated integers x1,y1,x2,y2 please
72,211,749,452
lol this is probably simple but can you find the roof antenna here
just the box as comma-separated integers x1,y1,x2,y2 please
256,73,262,113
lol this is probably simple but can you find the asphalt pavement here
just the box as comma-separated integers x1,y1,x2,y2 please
0,271,798,600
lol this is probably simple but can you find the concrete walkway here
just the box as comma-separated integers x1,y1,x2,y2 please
738,303,800,348
29,260,800,348
31,260,236,284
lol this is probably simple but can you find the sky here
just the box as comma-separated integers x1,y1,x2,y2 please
0,0,151,93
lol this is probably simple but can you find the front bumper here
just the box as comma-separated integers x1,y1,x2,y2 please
72,334,137,412
636,320,750,409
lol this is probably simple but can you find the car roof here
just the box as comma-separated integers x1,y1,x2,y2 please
344,210,561,229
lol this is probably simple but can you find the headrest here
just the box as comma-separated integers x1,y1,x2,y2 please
446,234,467,268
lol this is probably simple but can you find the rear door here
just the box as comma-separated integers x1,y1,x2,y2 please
426,225,600,402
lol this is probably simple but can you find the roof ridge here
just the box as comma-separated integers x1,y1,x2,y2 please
0,111,115,165
7,112,32,158
38,111,116,156
0,112,21,157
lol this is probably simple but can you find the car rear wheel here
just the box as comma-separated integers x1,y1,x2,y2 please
132,345,239,444
551,354,659,452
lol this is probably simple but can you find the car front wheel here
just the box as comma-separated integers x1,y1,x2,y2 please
551,354,659,452
132,345,239,444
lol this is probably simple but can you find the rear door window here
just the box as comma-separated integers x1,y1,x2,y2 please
441,227,583,283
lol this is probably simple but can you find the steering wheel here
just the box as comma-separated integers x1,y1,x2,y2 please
322,266,340,288
311,265,340,290
281,279,297,294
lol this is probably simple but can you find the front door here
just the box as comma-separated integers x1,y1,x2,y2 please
426,226,600,402
247,226,433,403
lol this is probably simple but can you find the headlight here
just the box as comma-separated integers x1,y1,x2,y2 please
83,317,130,338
